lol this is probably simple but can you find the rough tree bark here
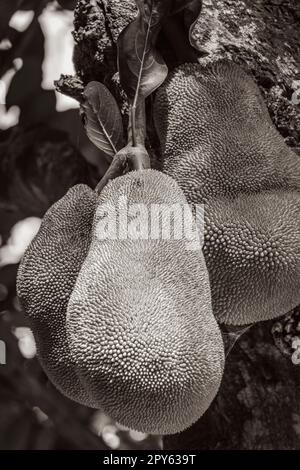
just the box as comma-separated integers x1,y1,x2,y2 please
56,0,300,449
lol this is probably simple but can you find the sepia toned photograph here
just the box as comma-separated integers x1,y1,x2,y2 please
0,0,299,460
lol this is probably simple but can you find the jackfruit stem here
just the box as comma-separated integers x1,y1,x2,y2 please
127,99,150,170
95,144,150,194
95,149,128,194
128,144,151,171
128,101,146,148
95,94,150,193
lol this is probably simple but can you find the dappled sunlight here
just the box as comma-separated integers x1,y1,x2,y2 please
39,3,78,112
0,217,41,267
13,326,36,359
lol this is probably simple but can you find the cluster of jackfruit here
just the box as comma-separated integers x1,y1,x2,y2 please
17,61,300,435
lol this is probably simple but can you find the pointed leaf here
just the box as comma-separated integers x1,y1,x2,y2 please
168,0,202,50
117,0,169,104
81,82,124,159
184,0,203,50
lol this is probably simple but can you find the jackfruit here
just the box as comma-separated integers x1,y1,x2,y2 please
17,170,224,435
17,184,97,405
154,60,300,325
66,169,224,434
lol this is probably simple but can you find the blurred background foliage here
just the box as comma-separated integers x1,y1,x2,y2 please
0,0,161,450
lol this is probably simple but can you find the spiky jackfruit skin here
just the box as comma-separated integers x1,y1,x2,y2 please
17,171,224,434
66,169,224,435
154,61,300,325
17,184,97,405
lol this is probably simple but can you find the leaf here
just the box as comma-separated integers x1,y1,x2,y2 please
117,0,169,104
168,0,202,50
81,82,124,159
184,0,203,50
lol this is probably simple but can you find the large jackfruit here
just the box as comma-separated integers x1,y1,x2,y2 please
154,60,300,325
17,170,224,435
67,170,224,434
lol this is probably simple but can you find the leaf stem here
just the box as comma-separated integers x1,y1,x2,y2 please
131,104,137,147
132,9,154,113
95,149,128,194
129,100,146,147
130,7,154,148
95,142,151,194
